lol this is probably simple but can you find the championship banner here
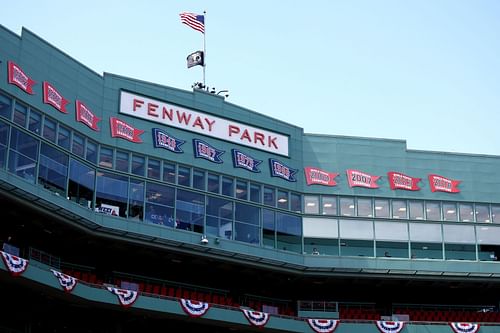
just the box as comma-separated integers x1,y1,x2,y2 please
306,319,340,333
193,139,224,163
428,174,461,193
110,117,144,143
7,61,36,94
270,158,297,182
179,299,210,318
232,149,262,173
375,321,405,333
387,171,421,191
241,309,270,327
76,100,101,131
304,167,339,186
43,81,70,113
346,169,380,189
449,322,480,333
107,287,138,308
152,128,185,153
50,269,77,293
0,251,29,276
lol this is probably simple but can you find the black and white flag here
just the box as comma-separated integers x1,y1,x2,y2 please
187,51,204,68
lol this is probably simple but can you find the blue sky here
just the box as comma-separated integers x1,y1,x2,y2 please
3,1,500,155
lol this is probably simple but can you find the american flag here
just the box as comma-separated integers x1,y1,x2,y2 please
179,12,205,33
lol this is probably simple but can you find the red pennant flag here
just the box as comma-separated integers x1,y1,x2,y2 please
110,117,144,143
43,82,70,113
346,169,380,189
8,61,36,94
76,100,101,131
428,174,461,193
304,167,339,186
387,171,421,191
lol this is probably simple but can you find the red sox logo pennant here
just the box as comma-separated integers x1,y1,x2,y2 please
428,174,461,193
110,117,144,143
241,309,270,327
387,171,421,191
347,169,380,189
304,167,339,186
179,299,210,317
306,319,340,333
76,100,101,131
43,81,70,113
0,250,29,276
107,287,138,308
7,61,36,94
449,322,480,333
375,321,405,333
51,269,77,293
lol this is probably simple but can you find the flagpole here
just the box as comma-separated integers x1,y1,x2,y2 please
203,10,206,87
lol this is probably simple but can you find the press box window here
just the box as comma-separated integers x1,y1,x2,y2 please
340,197,354,216
13,101,27,127
28,109,41,134
236,180,248,200
0,93,12,119
222,176,234,197
115,150,129,173
250,183,261,203
304,195,319,214
148,158,161,180
193,169,205,190
86,140,98,164
99,147,113,168
57,125,71,150
43,117,57,143
162,162,176,183
263,186,275,207
321,196,337,215
207,173,219,193
277,190,288,210
131,154,145,176
177,165,191,186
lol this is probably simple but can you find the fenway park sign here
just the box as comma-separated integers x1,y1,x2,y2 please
120,91,289,156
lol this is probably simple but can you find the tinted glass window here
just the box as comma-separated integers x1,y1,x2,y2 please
99,146,113,168
131,154,145,176
13,102,27,127
148,158,161,180
162,162,176,184
43,117,57,143
57,125,70,150
96,171,128,217
68,159,95,208
38,143,68,196
72,133,85,158
0,93,12,119
28,110,41,134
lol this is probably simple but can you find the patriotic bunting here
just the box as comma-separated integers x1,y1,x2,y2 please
0,251,28,276
306,319,340,333
51,269,77,292
241,309,270,327
375,321,405,333
449,322,480,333
107,287,138,308
179,299,210,318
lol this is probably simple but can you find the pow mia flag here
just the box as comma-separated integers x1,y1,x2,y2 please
187,51,204,68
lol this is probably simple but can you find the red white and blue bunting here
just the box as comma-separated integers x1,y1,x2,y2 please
306,319,340,333
50,269,77,292
375,321,405,333
107,287,138,308
179,299,210,318
241,309,270,327
450,322,480,333
0,251,28,276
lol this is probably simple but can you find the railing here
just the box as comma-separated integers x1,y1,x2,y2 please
29,247,60,268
